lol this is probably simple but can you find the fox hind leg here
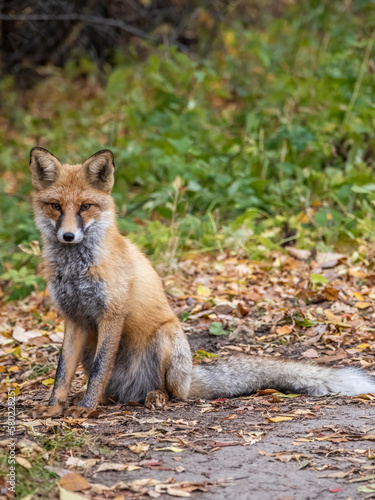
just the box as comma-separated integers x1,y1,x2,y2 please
165,328,192,401
144,329,191,408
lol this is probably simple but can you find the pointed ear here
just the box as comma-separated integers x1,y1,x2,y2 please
83,150,115,192
30,147,62,190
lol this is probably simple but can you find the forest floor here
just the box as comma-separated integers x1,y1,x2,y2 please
1,248,375,499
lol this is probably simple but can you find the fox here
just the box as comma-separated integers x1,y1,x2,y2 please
29,146,375,415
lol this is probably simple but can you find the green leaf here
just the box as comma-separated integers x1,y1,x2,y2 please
209,322,228,336
310,274,329,286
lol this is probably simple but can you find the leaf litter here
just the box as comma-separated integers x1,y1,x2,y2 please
1,249,375,498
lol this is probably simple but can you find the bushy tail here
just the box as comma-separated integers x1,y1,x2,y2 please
189,356,375,399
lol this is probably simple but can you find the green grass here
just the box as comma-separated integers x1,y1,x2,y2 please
0,426,101,498
0,448,58,499
2,0,375,299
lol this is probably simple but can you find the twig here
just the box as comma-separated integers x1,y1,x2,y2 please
0,13,157,41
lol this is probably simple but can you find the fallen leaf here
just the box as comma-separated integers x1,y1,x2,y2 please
49,331,64,343
128,443,149,454
316,252,344,268
197,284,211,296
13,327,42,343
267,416,294,423
355,302,372,309
209,321,228,336
59,487,88,500
42,378,55,386
285,247,311,260
302,348,319,358
324,285,339,301
96,463,140,472
356,343,372,351
59,474,91,492
358,484,375,493
154,447,184,453
276,325,292,335
15,457,32,469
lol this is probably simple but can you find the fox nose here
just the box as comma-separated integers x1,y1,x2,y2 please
63,232,75,242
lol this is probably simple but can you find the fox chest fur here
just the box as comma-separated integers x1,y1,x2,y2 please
46,239,107,327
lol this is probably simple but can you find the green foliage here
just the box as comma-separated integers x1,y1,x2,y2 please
2,1,375,298
209,321,228,336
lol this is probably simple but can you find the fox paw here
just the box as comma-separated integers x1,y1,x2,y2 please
37,404,64,418
64,405,100,418
144,390,168,409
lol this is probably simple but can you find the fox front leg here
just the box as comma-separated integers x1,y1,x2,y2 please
78,315,123,409
45,321,86,416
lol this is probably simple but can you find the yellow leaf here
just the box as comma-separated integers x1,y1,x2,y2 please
267,416,294,423
42,378,55,386
276,325,292,335
324,310,350,327
8,366,20,372
299,212,310,224
6,385,20,397
128,443,149,454
42,311,57,321
197,283,211,296
355,302,372,309
356,394,375,400
356,343,372,351
353,292,364,301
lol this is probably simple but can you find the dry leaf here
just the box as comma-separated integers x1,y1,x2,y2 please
15,456,32,469
13,327,42,343
59,487,88,500
59,474,91,492
285,247,311,260
355,302,372,309
96,462,140,472
128,443,149,454
276,325,292,335
302,348,319,358
197,283,211,296
267,416,294,423
154,447,184,452
316,252,344,268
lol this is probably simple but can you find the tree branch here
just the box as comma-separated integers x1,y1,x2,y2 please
0,13,157,41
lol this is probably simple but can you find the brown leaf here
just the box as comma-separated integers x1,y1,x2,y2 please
267,416,294,423
316,252,345,268
324,285,339,301
355,302,372,309
59,473,91,492
285,247,311,260
302,348,319,358
276,325,292,335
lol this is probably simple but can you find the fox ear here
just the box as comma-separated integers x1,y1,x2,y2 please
30,147,62,190
83,150,115,192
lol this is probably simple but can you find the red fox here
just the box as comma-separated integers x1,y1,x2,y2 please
30,147,375,414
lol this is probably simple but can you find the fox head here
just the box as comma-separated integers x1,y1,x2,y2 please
30,147,115,244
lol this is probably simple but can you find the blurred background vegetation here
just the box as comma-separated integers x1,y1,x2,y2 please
1,0,375,300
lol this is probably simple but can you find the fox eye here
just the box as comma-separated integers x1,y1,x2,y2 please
51,203,61,211
80,204,91,211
